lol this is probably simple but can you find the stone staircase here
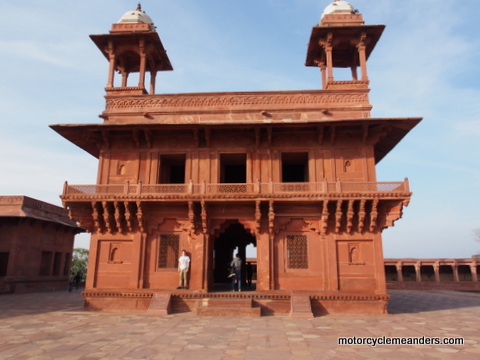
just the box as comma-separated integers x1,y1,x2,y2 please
196,297,261,317
290,294,313,318
147,292,172,315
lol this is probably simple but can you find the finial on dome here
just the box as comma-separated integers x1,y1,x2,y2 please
136,3,142,12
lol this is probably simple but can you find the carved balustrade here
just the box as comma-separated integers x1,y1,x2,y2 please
62,179,410,201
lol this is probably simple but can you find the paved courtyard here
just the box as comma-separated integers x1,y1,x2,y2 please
0,290,479,359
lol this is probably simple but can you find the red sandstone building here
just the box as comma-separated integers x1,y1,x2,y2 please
0,196,81,294
52,2,421,315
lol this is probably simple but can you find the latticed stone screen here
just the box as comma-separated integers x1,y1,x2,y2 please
158,234,179,269
287,235,308,269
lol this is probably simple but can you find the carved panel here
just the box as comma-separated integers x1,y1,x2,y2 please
348,243,365,265
108,243,125,264
334,149,367,181
107,152,139,184
286,235,308,269
158,234,179,269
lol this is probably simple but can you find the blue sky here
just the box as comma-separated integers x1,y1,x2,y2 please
1,0,479,258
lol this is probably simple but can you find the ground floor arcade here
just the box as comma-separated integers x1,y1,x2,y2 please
82,199,395,315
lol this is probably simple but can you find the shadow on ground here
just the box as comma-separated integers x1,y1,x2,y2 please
0,289,85,319
387,289,480,314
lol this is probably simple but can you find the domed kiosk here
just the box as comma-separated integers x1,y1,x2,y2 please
322,0,356,18
89,4,172,95
117,4,154,26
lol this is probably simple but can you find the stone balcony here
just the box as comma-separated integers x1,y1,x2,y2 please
61,179,410,203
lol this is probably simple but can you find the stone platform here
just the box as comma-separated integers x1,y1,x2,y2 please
0,290,479,358
82,289,389,316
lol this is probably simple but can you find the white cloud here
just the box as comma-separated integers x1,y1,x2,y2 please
0,40,73,68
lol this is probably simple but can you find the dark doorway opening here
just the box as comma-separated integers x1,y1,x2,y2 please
159,154,186,184
220,154,246,183
212,222,256,291
0,252,9,277
282,152,309,182
385,265,398,281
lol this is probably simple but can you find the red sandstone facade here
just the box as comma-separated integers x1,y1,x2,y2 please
52,2,421,315
0,196,82,294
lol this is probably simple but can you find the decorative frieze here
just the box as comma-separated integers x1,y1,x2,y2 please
105,92,370,112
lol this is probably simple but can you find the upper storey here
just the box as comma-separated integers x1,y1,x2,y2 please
306,1,385,90
88,2,379,124
90,4,172,96
51,2,420,164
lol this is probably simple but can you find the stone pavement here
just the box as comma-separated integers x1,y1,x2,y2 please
0,290,479,359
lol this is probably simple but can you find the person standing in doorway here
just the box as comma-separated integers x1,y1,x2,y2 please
230,254,242,291
177,250,190,289
246,262,253,288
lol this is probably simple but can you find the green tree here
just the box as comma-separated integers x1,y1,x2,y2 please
71,248,89,281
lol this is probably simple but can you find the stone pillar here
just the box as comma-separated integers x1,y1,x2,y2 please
199,233,209,291
150,71,157,94
453,265,460,282
130,231,144,289
356,32,369,82
121,72,128,87
415,262,421,282
85,234,98,289
434,263,440,282
326,45,334,83
137,232,146,289
396,263,403,282
351,66,358,81
323,33,334,83
138,39,146,89
320,65,327,89
255,232,271,291
471,264,478,282
107,43,115,87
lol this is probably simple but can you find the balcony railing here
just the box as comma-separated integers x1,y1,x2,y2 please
62,179,410,199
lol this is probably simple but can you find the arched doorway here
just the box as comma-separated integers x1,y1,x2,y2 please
212,222,256,291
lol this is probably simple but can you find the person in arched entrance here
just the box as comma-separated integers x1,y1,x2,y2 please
230,254,242,291
246,262,253,289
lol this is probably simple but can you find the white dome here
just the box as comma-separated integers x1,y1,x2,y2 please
118,6,153,25
321,1,356,19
